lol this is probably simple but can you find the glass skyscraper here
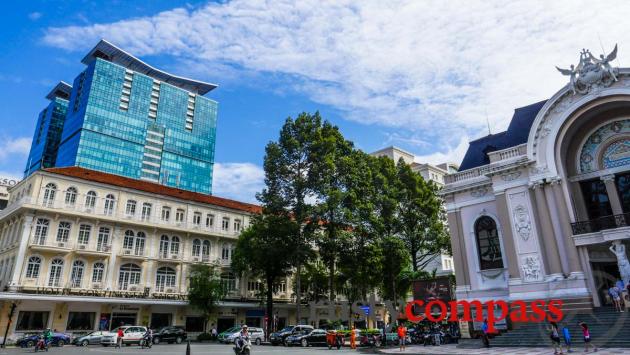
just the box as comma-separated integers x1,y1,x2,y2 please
24,82,72,176
27,40,218,194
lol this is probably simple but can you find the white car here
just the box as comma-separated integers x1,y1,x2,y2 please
101,326,148,346
226,327,265,346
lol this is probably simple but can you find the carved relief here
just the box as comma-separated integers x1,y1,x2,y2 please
470,187,488,198
501,171,522,181
521,255,542,282
513,205,532,241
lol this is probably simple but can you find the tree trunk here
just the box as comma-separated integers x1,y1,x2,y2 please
411,240,418,272
296,262,302,323
266,275,274,340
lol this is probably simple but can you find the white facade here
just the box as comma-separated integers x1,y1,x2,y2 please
443,51,630,309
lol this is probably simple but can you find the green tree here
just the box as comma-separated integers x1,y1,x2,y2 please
380,235,412,301
396,160,451,271
257,112,322,321
187,263,226,331
232,214,297,336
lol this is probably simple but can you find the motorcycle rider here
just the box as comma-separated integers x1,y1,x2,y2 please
141,328,153,348
43,328,53,349
235,324,250,353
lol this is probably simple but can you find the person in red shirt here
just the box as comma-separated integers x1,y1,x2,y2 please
397,323,407,351
116,328,124,349
350,325,356,349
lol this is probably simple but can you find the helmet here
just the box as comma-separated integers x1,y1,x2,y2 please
242,325,248,329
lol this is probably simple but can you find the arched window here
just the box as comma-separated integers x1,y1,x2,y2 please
33,218,50,245
92,262,105,283
141,203,152,220
159,235,170,258
85,191,97,209
48,258,64,287
123,230,135,250
104,194,116,215
135,232,146,256
43,183,57,206
155,267,176,292
56,221,71,243
202,240,211,260
97,227,110,252
64,187,78,205
475,216,504,270
125,200,137,216
221,244,231,261
71,260,85,288
26,256,41,278
221,272,237,293
77,224,91,245
118,263,142,290
192,239,201,257
170,236,180,255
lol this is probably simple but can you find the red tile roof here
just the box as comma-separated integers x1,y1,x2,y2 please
43,167,262,214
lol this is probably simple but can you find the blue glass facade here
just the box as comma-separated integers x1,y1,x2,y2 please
52,57,218,194
24,97,69,176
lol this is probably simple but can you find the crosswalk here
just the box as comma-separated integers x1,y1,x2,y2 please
378,344,630,354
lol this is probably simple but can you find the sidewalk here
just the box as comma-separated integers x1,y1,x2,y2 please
377,344,630,354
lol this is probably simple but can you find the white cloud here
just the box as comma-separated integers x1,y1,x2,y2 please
28,12,42,20
41,1,630,165
0,137,31,161
414,136,471,167
212,162,264,203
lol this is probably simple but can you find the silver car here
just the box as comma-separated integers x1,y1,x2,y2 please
73,331,108,346
226,327,265,346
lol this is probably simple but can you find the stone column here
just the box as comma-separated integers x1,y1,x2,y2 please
9,215,34,288
447,210,470,287
106,226,121,290
531,183,563,276
577,246,600,307
570,181,589,221
551,180,582,273
495,192,521,279
601,174,623,215
543,183,570,276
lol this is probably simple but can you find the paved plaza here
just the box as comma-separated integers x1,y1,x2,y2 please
378,344,630,354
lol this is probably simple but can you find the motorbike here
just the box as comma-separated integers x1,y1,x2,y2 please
140,335,153,349
233,337,251,355
34,336,48,352
360,334,382,348
326,331,344,350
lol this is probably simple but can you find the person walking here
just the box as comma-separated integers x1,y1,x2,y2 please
549,321,564,355
350,325,356,350
481,319,490,348
562,325,572,353
609,284,623,312
211,325,217,341
579,322,597,353
397,323,407,351
116,327,124,349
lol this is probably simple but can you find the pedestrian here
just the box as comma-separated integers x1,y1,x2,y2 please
211,325,217,341
549,321,564,355
578,322,597,353
350,325,356,349
481,319,490,348
616,279,626,308
562,325,572,353
116,327,124,349
397,323,407,351
609,284,623,312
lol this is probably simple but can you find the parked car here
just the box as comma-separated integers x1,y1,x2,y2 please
225,327,265,345
16,332,71,348
101,326,147,346
217,326,241,343
269,325,314,346
72,331,108,346
286,328,328,347
152,326,187,344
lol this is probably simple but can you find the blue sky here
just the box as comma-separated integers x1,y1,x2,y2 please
2,1,630,202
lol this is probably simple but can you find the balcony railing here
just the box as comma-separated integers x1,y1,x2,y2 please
571,213,630,235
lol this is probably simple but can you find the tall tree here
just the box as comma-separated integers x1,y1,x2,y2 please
380,235,412,301
187,264,226,331
311,121,354,301
232,214,297,336
257,112,322,322
396,160,451,271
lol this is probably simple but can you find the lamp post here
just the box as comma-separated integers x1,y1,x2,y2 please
1,302,17,348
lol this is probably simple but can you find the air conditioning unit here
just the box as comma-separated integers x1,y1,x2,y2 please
165,288,174,293
129,285,138,291
93,283,102,289
123,249,132,255
57,242,66,248
78,244,87,250
102,245,111,252
192,257,199,262
171,254,178,259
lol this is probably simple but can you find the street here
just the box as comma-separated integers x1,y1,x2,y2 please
0,343,365,355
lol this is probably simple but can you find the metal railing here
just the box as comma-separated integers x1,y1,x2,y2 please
571,213,630,235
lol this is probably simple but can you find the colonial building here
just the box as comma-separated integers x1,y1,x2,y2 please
370,146,457,276
443,45,630,310
0,167,297,341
